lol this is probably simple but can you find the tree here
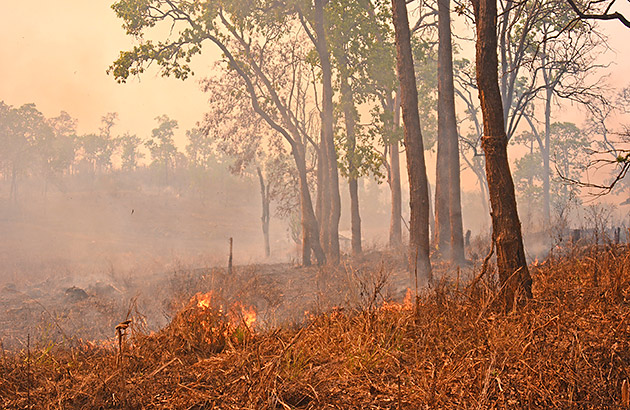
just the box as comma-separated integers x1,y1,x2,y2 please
556,87,630,195
471,0,532,307
454,0,607,228
327,0,395,255
360,0,404,248
200,74,302,259
295,0,343,263
146,115,178,184
523,3,606,223
434,0,465,262
513,122,588,213
391,0,433,282
0,103,52,202
109,0,326,265
359,0,436,249
329,0,364,256
564,0,630,28
79,113,119,175
119,132,144,172
41,111,78,194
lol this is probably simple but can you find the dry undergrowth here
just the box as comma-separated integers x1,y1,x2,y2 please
1,246,629,409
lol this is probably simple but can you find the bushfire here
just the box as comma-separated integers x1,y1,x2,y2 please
194,291,257,330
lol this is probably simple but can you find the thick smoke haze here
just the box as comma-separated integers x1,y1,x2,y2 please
0,0,628,350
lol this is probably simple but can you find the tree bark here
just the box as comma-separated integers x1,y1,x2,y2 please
256,166,271,258
472,0,533,307
428,183,436,240
542,86,552,223
349,179,361,254
294,145,326,265
314,0,341,263
317,129,331,256
389,92,403,248
435,0,452,253
391,0,433,283
437,0,465,262
434,123,452,256
340,60,362,255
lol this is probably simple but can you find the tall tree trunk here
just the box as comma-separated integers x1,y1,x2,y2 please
434,124,452,257
389,92,403,248
293,145,326,266
314,0,341,263
435,0,453,254
339,60,362,255
438,0,465,262
349,179,361,254
317,132,331,256
542,86,552,224
391,0,433,283
428,183,436,240
472,0,532,307
256,166,271,258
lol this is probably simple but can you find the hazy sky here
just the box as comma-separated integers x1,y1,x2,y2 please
0,1,628,147
0,1,215,145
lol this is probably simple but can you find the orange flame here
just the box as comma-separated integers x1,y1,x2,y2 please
196,292,214,310
234,302,257,328
193,292,257,331
381,288,415,312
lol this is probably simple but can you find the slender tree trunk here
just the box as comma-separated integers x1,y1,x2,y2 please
428,183,436,240
349,179,361,254
317,134,331,256
256,166,271,258
340,62,362,255
435,0,454,254
314,0,341,263
542,87,552,224
391,0,433,283
434,125,452,257
438,0,465,262
389,92,403,248
472,0,532,307
294,145,326,265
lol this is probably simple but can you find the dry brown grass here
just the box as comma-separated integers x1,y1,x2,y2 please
1,246,629,409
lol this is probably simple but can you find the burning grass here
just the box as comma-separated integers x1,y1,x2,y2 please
1,246,630,409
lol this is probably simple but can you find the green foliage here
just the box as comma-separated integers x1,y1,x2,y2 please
326,0,404,181
512,122,589,210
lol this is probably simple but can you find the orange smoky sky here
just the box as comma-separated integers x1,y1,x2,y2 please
0,1,628,149
0,1,217,146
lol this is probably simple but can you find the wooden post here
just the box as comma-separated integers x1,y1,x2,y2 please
228,237,233,275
